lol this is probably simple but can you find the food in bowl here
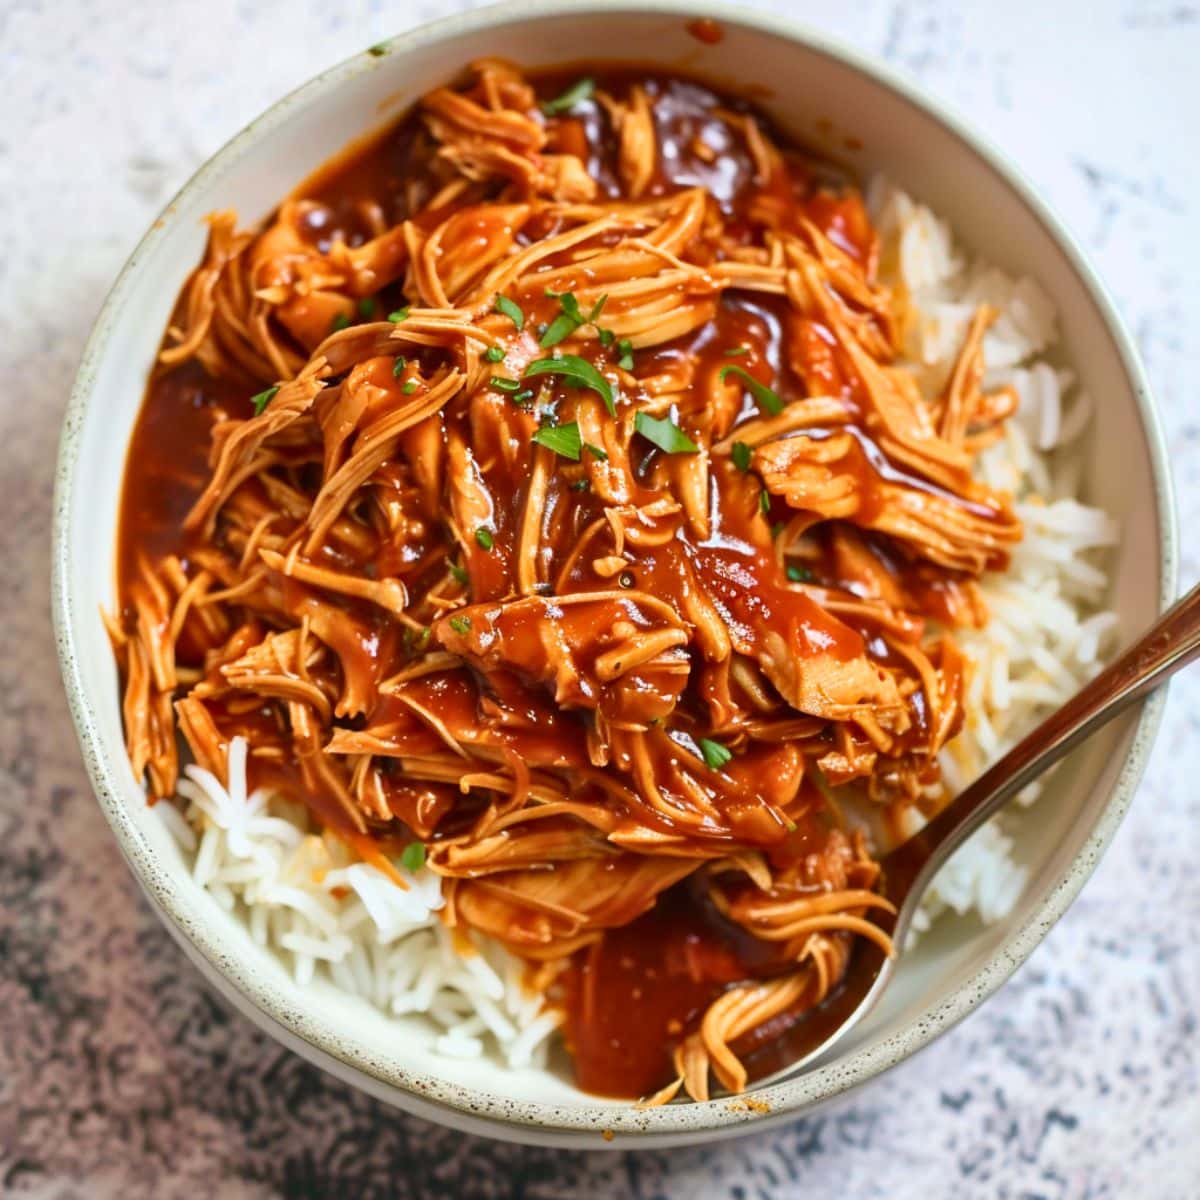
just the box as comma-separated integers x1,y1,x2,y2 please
107,59,1118,1105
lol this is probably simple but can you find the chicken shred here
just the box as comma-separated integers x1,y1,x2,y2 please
110,61,1026,1107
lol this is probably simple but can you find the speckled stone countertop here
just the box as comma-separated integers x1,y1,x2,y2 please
2,1,1197,1196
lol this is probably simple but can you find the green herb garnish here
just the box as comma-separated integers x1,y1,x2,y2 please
759,488,771,515
524,354,615,416
387,306,410,323
541,77,595,115
558,292,584,321
698,738,733,770
720,364,784,416
570,478,591,492
531,421,583,460
724,346,749,357
399,842,426,872
357,296,377,319
448,615,471,636
475,527,494,551
485,345,505,363
490,376,521,393
731,441,752,473
495,295,525,331
330,312,351,332
402,380,418,394
368,41,389,57
617,338,635,371
539,291,608,349
448,562,469,585
786,564,813,583
584,442,608,461
540,311,579,349
634,411,699,454
392,356,407,378
512,389,535,405
250,385,279,416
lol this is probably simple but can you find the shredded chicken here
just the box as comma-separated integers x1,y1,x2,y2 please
110,61,1025,1108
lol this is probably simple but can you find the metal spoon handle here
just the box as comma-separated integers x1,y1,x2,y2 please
899,579,1200,882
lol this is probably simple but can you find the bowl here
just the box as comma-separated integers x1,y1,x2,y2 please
51,0,1176,1148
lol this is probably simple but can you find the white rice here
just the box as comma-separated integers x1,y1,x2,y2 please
156,180,1118,1062
160,737,562,1070
870,177,1119,932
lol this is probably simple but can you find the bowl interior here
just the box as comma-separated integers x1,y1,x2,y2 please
55,2,1171,1143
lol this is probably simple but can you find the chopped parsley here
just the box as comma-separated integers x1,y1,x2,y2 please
330,311,351,333
569,478,591,492
485,345,506,363
787,564,814,583
524,354,615,416
250,385,279,416
724,346,749,357
539,290,611,349
731,440,753,473
399,842,426,872
540,311,579,349
387,306,410,323
494,295,525,331
392,356,407,378
617,338,635,371
584,442,608,461
719,364,784,416
634,411,699,454
357,296,377,319
698,738,733,771
475,527,494,551
402,380,418,394
540,77,595,116
448,615,471,636
531,421,583,460
759,488,771,515
557,291,584,320
490,376,521,393
448,562,469,585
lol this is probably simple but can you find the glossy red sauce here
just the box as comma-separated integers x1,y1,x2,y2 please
564,881,785,1096
686,18,725,45
116,359,242,603
114,66,969,1099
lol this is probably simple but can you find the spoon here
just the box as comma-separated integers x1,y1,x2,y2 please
749,579,1200,1088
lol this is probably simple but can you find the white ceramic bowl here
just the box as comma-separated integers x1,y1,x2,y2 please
52,0,1176,1149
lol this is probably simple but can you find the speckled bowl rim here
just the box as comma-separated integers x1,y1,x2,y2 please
51,0,1177,1148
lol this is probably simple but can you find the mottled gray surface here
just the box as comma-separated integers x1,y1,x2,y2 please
2,0,1198,1196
